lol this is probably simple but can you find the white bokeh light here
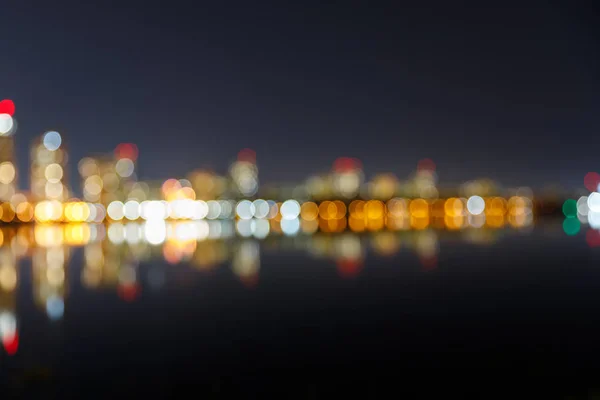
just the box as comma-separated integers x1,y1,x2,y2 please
0,114,14,136
280,200,301,220
577,196,589,216
588,192,600,213
281,217,300,236
252,199,270,219
236,200,255,220
43,131,62,151
107,201,124,221
124,200,141,220
466,196,485,215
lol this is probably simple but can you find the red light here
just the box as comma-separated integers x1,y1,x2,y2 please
240,274,259,288
115,143,138,161
118,283,140,302
333,157,362,173
336,258,363,278
2,333,19,356
417,158,436,172
420,255,438,271
586,229,600,248
238,148,256,163
0,99,15,116
584,172,600,192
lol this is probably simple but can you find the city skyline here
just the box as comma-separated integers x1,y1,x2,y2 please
1,2,598,190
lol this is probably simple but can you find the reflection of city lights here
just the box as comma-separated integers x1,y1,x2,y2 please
46,295,65,320
281,218,300,236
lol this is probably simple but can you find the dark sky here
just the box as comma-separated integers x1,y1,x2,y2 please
2,1,599,192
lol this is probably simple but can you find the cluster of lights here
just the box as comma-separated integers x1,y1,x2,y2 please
561,172,600,246
230,148,259,197
106,199,236,221
0,99,16,136
32,201,105,223
31,131,70,201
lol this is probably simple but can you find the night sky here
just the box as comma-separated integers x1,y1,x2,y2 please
2,2,599,192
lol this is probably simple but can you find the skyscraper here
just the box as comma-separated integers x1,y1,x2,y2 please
0,101,18,202
30,131,70,202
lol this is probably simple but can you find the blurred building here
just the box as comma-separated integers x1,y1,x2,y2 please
30,131,70,202
228,148,259,198
79,143,139,205
0,105,17,202
187,169,227,200
331,157,364,199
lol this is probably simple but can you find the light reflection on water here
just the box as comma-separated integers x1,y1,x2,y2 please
0,215,577,370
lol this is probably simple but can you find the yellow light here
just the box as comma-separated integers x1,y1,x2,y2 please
45,181,64,199
44,163,64,183
349,216,366,232
318,201,336,220
64,223,91,245
0,264,17,292
409,199,429,218
366,217,384,231
365,200,385,219
486,197,507,217
444,197,464,217
16,201,33,222
300,201,319,221
411,215,430,230
431,199,445,218
444,215,465,230
486,214,505,228
333,200,347,219
34,224,64,247
349,200,365,219
84,175,103,196
47,266,65,286
1,202,15,223
387,198,409,218
0,162,15,184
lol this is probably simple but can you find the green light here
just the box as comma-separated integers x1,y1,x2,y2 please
562,199,578,218
563,217,580,236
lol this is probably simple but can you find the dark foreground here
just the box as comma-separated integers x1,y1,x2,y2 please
2,219,600,397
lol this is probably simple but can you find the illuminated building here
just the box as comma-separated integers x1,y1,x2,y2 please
188,169,227,201
80,143,138,205
367,173,399,200
331,157,364,199
228,148,259,198
30,131,70,202
407,158,438,199
0,100,17,202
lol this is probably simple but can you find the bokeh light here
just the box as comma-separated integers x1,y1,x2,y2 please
42,131,62,151
467,195,485,215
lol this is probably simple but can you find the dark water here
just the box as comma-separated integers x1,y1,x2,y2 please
2,218,600,396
